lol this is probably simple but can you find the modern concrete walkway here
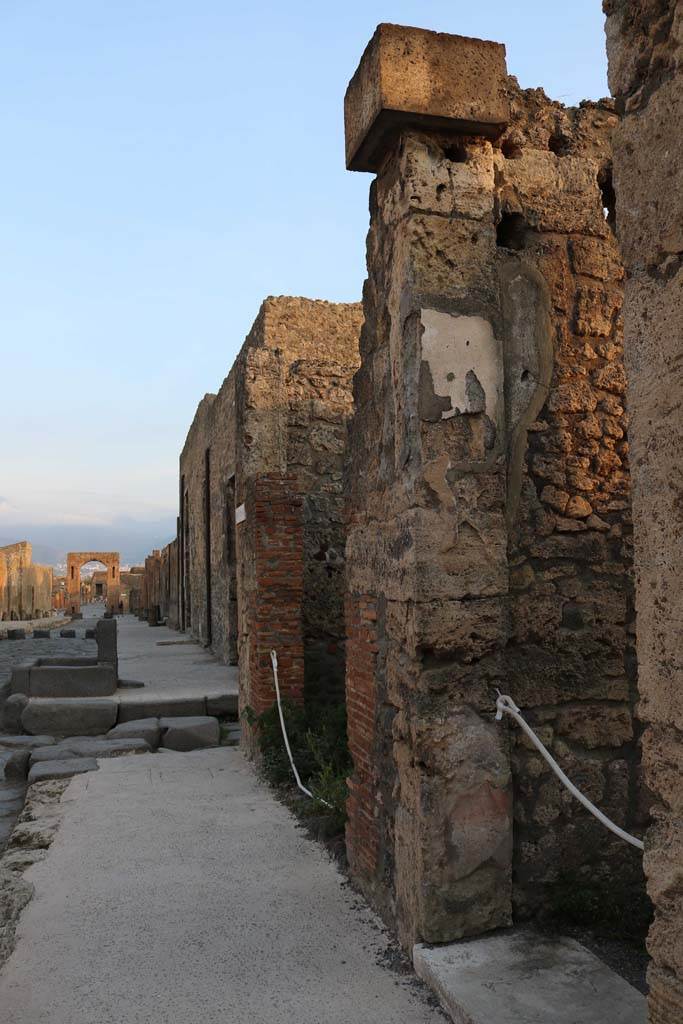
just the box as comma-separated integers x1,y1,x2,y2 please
0,748,443,1024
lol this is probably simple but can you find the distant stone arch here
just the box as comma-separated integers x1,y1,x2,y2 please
66,551,120,615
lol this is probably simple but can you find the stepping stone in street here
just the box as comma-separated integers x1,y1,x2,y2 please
2,694,28,733
7,630,26,640
30,738,150,764
85,629,96,639
30,745,77,763
159,716,220,751
0,748,30,779
28,757,99,784
33,630,51,639
66,737,151,759
107,718,161,749
59,629,76,638
0,735,56,749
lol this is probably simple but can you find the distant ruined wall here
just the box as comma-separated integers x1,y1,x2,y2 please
604,3,683,1021
174,296,362,730
343,24,644,949
120,569,143,615
234,298,362,727
179,394,216,644
0,541,53,621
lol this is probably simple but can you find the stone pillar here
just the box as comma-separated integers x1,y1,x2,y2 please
106,558,121,614
66,554,80,615
605,4,683,1020
344,25,513,947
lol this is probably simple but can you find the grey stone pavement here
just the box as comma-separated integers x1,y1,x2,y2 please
0,748,443,1024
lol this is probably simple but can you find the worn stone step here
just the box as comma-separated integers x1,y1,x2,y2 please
27,757,99,784
0,749,30,780
117,696,207,722
22,698,118,737
107,719,161,748
0,735,56,749
29,738,150,764
159,716,220,751
412,929,646,1024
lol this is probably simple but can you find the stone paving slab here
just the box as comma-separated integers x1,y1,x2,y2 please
413,930,646,1024
27,758,99,784
0,748,444,1024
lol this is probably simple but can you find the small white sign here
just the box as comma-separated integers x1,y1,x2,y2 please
235,503,246,525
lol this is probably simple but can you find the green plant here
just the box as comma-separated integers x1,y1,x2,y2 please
248,698,351,835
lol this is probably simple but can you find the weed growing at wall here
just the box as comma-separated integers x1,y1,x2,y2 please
246,699,351,836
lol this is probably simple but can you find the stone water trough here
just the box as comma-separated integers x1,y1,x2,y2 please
7,619,123,735
10,619,118,699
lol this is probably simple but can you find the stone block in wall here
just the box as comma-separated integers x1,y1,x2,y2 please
393,707,512,944
345,23,508,171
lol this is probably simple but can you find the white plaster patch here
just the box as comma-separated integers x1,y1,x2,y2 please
235,504,246,525
420,310,502,422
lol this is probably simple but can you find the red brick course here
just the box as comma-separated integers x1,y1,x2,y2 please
247,474,305,716
345,594,380,882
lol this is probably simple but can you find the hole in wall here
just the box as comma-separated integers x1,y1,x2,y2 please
442,141,468,163
598,164,616,232
521,369,530,382
436,183,447,197
548,132,571,156
496,212,528,250
502,138,523,159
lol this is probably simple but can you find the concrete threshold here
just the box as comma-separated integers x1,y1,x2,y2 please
413,928,646,1024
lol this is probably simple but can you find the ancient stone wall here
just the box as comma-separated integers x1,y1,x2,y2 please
120,568,143,615
0,542,53,621
179,395,216,644
604,3,683,1020
140,550,162,623
343,24,644,949
173,296,362,728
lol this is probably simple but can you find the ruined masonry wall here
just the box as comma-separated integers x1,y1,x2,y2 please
497,87,645,923
604,3,683,1021
344,41,644,948
176,298,362,725
234,298,362,723
179,393,217,646
0,542,53,621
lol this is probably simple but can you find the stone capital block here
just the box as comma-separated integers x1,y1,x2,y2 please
345,23,509,172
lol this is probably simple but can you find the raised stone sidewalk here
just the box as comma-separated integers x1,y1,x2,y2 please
0,748,444,1024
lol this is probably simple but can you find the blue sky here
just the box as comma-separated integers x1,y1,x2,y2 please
0,1,609,554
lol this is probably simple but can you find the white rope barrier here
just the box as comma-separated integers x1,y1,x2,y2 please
270,649,332,809
495,692,644,852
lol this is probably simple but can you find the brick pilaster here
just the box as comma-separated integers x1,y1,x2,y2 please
345,594,380,882
248,474,304,717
